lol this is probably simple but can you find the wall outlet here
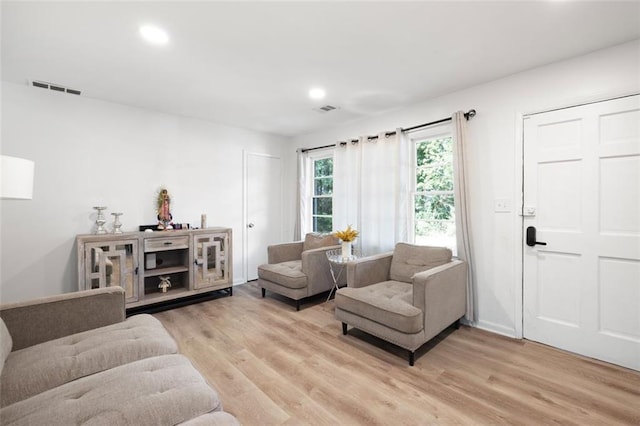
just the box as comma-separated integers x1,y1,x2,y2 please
494,199,511,213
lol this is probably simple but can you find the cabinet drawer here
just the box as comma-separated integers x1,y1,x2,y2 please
144,236,189,252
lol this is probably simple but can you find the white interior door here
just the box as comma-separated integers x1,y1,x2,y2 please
523,95,640,371
246,153,282,281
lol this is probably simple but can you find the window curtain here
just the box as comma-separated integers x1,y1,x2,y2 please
333,129,410,256
294,149,311,240
452,111,476,323
333,139,360,240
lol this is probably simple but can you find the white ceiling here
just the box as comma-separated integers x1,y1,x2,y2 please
2,1,639,137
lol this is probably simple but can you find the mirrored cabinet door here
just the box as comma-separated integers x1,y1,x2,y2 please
84,240,139,302
193,233,228,290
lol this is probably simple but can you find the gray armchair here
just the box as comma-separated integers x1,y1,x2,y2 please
257,233,341,310
335,243,467,365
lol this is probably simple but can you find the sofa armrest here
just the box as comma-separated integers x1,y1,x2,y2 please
301,245,341,295
346,252,393,288
267,241,304,264
0,287,126,350
412,260,467,340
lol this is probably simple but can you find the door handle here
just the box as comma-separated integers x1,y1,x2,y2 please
247,223,255,228
526,226,547,247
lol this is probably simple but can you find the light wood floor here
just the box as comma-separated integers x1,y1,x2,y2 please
154,283,640,425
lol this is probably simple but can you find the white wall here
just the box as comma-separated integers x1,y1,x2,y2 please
286,40,640,337
1,82,289,303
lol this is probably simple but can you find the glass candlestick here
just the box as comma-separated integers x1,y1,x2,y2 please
111,212,123,234
93,206,108,234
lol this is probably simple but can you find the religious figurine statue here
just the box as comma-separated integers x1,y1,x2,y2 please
156,188,173,230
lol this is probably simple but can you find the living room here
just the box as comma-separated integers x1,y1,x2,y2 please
1,1,639,424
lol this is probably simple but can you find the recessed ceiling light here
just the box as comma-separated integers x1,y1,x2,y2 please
139,25,169,45
309,88,326,100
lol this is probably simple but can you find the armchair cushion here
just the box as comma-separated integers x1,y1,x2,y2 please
258,260,307,289
335,281,423,334
390,243,452,283
302,233,339,252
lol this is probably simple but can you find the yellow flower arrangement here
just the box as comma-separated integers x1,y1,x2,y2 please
334,225,359,242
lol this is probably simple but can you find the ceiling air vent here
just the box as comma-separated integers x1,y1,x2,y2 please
29,80,81,96
32,81,48,89
313,105,339,113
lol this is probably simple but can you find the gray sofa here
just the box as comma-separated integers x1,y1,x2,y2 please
335,243,467,365
0,287,239,425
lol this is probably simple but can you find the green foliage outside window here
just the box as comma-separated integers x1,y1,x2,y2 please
313,216,332,233
415,137,456,248
312,157,333,233
314,158,333,178
314,178,333,196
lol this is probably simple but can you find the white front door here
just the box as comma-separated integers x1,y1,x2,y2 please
523,95,640,371
246,152,282,281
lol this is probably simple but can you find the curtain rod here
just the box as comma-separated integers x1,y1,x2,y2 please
300,109,476,153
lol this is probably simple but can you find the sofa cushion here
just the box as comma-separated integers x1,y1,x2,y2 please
390,243,452,283
179,412,241,425
302,233,338,252
258,260,307,289
0,354,221,426
335,281,423,334
0,318,12,377
0,313,178,407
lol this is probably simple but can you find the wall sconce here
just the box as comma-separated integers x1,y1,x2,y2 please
1,155,35,200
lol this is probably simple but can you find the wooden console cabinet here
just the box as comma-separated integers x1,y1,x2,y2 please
77,228,232,309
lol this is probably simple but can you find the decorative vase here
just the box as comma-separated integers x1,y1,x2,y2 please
341,241,352,260
93,206,107,234
111,212,123,234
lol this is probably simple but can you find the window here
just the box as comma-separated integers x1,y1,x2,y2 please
311,156,333,233
413,136,456,253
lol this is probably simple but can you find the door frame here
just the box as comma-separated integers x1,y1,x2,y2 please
516,91,640,340
243,150,283,283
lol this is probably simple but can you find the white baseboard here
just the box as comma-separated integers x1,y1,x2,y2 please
475,319,517,339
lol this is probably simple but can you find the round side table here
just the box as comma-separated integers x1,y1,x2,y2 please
325,248,358,302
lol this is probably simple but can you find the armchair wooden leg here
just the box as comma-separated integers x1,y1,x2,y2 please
454,318,461,329
342,322,347,335
296,300,300,311
229,286,233,296
409,351,415,366
261,288,266,298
